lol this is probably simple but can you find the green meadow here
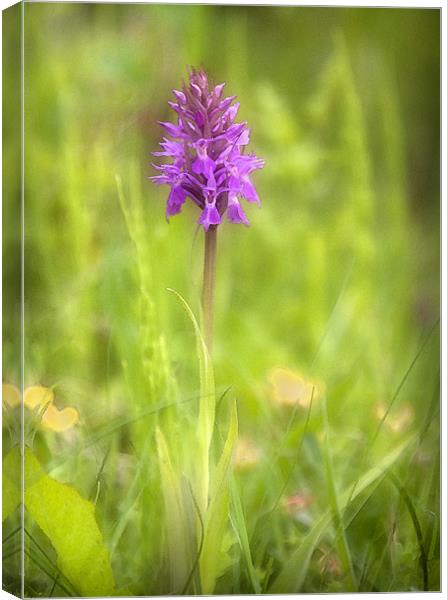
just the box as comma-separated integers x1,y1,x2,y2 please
3,4,440,596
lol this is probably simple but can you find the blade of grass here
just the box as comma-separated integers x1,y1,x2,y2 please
49,573,60,597
388,472,429,591
200,400,237,594
310,258,355,368
321,392,357,590
167,287,215,518
155,427,193,593
372,318,439,446
24,528,80,596
109,430,155,558
88,447,110,502
2,547,21,561
427,514,439,563
269,435,415,593
181,482,205,595
346,319,439,508
267,385,315,515
230,477,262,594
2,525,21,545
24,548,74,597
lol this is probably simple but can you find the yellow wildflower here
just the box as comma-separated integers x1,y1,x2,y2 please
40,404,79,432
24,385,54,410
2,383,21,408
268,367,324,408
2,383,79,433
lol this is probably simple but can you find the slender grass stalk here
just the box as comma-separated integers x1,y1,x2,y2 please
388,473,429,591
202,225,217,356
321,394,357,591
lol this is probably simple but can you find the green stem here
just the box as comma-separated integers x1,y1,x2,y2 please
322,394,357,591
202,226,217,356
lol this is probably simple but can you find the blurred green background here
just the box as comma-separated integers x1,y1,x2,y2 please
3,3,440,596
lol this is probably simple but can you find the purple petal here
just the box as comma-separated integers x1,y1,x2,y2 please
191,139,215,177
214,83,225,98
153,139,185,160
227,196,250,226
166,185,187,218
217,96,237,112
205,169,217,191
195,110,205,129
150,174,170,185
241,178,260,205
167,101,183,115
216,146,233,163
215,169,227,187
231,152,263,175
192,155,215,178
190,82,202,97
198,203,221,231
211,121,222,134
236,127,250,146
158,121,186,139
224,102,240,124
181,117,200,136
172,89,186,103
215,122,245,143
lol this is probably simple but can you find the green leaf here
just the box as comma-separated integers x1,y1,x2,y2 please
268,436,415,593
3,446,21,521
230,477,262,594
200,401,238,594
167,288,215,516
3,447,118,597
155,427,193,593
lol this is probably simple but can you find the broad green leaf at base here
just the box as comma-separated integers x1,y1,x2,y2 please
3,447,117,597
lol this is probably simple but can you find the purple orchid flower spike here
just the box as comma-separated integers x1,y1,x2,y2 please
150,67,264,230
